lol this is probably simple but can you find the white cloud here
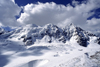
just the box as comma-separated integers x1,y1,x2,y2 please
17,0,100,32
11,0,15,3
17,2,72,26
87,18,100,26
0,0,100,32
0,0,21,27
87,18,100,30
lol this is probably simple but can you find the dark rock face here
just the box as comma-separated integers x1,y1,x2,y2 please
25,40,32,45
64,24,90,47
90,51,100,66
77,37,88,47
74,28,89,47
0,32,4,35
95,37,100,45
23,36,33,44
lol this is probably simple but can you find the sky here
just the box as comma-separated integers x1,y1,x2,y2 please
0,0,100,32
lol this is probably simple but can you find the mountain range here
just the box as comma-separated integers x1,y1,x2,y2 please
0,23,100,47
1,23,100,67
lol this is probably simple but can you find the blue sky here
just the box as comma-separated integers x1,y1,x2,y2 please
15,0,100,19
15,0,73,6
0,0,100,32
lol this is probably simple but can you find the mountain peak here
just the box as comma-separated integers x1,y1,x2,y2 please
1,23,100,47
69,23,74,26
64,23,76,32
44,23,58,29
69,23,75,28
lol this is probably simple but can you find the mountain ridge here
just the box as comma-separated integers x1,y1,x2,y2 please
0,23,100,47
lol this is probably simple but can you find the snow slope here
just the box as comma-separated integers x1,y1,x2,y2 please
0,23,100,67
0,39,100,67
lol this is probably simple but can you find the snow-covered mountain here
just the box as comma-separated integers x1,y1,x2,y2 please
0,23,100,47
0,23,98,47
1,23,100,67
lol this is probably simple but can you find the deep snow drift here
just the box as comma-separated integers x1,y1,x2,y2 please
0,23,100,67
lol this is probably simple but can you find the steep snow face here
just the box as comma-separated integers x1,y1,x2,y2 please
9,24,38,39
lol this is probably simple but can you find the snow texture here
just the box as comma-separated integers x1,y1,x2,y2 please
0,23,100,67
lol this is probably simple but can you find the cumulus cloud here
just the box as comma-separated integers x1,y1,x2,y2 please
17,0,100,32
0,0,21,27
17,2,71,25
87,18,100,30
0,0,100,32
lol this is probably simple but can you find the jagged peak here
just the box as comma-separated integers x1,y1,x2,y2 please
69,23,74,26
76,27,84,31
64,23,76,31
68,23,76,28
44,23,58,29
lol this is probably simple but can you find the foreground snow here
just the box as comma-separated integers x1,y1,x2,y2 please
0,39,100,67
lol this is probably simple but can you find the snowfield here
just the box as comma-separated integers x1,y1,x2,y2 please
0,39,100,67
0,24,100,67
